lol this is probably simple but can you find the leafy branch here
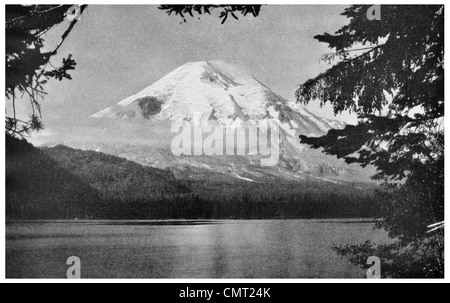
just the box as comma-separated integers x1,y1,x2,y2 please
158,5,261,24
5,5,87,137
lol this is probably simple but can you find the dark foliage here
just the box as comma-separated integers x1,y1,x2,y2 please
6,5,87,137
158,5,261,24
42,145,191,201
297,5,443,181
333,239,443,278
5,5,261,137
334,161,444,278
296,5,444,278
7,137,380,220
186,180,380,220
5,134,101,219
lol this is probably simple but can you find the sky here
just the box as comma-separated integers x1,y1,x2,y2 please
10,5,358,143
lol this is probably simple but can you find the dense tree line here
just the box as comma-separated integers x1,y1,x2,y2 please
5,135,100,219
96,190,379,220
42,145,191,201
6,136,379,220
297,5,444,277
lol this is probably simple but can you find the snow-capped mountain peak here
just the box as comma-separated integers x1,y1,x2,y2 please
84,61,373,183
91,61,345,137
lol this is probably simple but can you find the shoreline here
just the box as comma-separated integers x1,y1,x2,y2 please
6,218,382,225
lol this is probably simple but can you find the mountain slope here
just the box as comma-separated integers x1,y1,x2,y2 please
92,61,345,136
84,60,374,183
41,145,191,201
6,135,192,220
7,136,380,219
6,135,101,219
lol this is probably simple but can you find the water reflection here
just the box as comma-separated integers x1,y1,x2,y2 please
6,220,388,278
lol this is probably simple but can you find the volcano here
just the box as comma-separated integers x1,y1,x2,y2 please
56,61,374,184
92,61,346,134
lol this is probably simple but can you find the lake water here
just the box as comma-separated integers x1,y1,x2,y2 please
6,219,388,279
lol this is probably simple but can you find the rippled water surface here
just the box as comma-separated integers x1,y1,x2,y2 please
6,219,388,278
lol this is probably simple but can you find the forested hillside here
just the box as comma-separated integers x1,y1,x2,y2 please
6,135,101,219
7,136,380,220
42,145,191,201
6,136,192,219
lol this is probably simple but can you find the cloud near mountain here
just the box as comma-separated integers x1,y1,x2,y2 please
40,61,375,184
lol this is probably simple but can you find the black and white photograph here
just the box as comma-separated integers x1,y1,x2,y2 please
3,2,446,283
